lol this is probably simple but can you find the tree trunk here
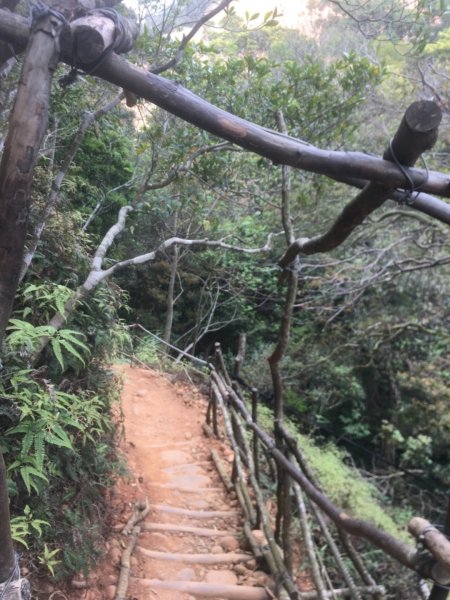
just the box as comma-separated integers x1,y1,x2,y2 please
163,244,179,346
163,209,180,346
0,10,64,583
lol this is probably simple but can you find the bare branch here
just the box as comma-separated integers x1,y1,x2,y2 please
151,0,233,75
279,101,442,267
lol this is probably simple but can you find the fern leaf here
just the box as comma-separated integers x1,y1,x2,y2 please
21,429,34,455
46,425,73,450
58,338,85,366
51,338,65,371
33,431,45,472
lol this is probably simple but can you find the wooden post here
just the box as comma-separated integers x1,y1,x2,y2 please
234,332,246,378
278,101,442,262
60,10,138,65
0,8,64,587
426,497,450,600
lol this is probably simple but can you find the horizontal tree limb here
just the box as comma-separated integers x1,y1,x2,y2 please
1,8,450,215
278,101,442,265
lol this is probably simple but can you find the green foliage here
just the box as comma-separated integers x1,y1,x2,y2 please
37,544,61,576
10,505,48,549
7,319,89,371
133,336,162,366
256,405,408,539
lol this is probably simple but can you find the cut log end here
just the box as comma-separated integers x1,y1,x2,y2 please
405,100,442,134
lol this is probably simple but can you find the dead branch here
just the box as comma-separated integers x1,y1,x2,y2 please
122,496,150,536
115,525,139,600
151,0,233,75
279,101,442,267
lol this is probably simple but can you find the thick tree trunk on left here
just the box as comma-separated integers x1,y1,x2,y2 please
0,12,63,343
0,10,64,583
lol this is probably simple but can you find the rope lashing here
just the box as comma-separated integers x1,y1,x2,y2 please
59,8,131,88
27,0,67,29
389,139,429,206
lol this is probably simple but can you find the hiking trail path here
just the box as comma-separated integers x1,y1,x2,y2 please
74,364,275,600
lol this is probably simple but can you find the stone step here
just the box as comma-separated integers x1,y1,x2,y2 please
136,546,253,564
133,578,271,599
142,522,237,537
152,504,238,519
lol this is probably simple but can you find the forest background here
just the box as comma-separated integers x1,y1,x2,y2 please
0,0,450,597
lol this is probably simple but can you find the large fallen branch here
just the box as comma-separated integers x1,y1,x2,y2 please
30,200,273,361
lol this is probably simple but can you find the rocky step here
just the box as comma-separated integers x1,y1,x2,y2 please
142,439,203,449
133,578,272,599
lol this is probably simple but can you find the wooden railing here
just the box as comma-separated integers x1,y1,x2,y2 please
206,342,450,600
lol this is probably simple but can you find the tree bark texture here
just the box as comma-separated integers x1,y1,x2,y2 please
60,11,138,64
0,11,64,583
0,11,63,344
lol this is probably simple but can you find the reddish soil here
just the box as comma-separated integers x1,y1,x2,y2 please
45,364,275,600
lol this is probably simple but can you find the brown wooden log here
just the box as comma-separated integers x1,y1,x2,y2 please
141,522,234,537
211,449,234,493
278,101,442,263
0,11,64,342
136,547,254,564
408,517,450,584
135,578,273,600
1,7,450,220
115,525,139,600
428,499,450,600
61,14,115,63
0,9,65,582
0,454,14,581
202,422,214,438
225,380,420,573
152,504,238,519
121,497,150,536
234,332,246,378
60,11,138,65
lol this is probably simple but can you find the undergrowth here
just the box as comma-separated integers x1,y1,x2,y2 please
0,364,124,579
256,404,410,541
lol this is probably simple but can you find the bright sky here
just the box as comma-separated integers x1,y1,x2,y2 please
123,0,309,30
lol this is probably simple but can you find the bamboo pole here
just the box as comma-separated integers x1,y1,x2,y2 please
211,449,234,493
293,482,328,600
212,383,300,599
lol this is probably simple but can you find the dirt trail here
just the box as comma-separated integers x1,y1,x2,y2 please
65,364,274,600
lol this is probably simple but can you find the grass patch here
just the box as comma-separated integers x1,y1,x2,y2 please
257,405,410,542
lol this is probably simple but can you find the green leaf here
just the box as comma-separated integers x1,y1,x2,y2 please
58,339,85,366
46,424,73,450
51,338,65,370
